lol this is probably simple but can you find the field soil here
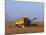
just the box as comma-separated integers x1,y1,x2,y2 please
5,21,44,34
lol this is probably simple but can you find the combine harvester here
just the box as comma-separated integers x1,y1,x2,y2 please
14,17,37,28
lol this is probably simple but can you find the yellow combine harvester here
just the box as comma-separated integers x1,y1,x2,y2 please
14,17,36,28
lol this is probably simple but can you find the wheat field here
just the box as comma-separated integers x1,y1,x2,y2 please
5,21,44,35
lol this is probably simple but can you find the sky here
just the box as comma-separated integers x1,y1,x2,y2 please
6,0,43,2
5,0,44,21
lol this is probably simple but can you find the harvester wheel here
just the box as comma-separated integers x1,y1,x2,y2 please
18,26,22,28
